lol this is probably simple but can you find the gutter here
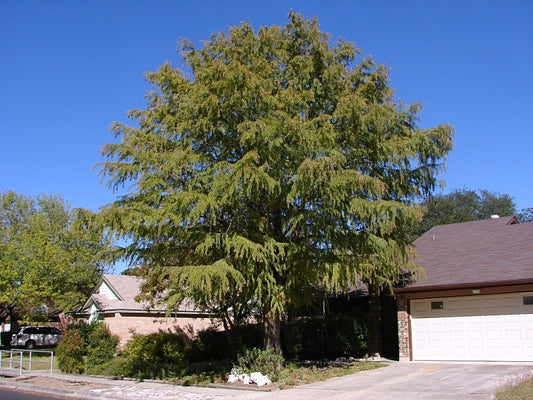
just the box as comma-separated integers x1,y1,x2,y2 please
396,278,533,293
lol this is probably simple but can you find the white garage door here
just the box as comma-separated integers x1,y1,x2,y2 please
410,292,533,361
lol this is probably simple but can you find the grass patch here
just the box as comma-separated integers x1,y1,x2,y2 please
276,361,385,389
169,361,386,389
0,350,58,372
495,376,533,400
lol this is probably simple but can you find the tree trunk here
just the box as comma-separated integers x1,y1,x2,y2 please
263,314,283,355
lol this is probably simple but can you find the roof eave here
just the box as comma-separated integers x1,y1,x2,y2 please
396,278,533,293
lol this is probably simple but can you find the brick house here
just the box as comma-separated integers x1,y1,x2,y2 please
76,274,217,347
396,216,533,361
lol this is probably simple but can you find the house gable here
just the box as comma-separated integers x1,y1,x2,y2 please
75,274,217,347
79,274,208,317
96,277,122,301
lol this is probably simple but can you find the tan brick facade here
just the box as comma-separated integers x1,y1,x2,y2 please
77,274,221,348
102,313,218,347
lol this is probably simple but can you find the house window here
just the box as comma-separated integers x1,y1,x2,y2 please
523,296,533,305
431,301,444,310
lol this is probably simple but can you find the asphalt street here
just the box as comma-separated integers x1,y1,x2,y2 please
0,386,68,400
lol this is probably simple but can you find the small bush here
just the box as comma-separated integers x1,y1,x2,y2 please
86,355,130,376
325,316,367,357
233,348,284,381
86,324,119,368
67,320,98,347
185,328,228,362
57,321,119,373
56,330,85,374
184,324,263,363
226,324,263,356
282,316,367,359
121,332,187,379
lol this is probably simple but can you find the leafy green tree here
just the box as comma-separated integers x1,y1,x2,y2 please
99,12,454,352
409,189,517,239
0,191,112,325
517,207,533,223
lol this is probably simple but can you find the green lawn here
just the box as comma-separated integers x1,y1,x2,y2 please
0,350,58,372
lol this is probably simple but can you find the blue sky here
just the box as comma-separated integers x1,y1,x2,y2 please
1,1,532,213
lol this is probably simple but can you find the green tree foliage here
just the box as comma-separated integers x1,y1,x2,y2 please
517,207,533,223
0,191,112,324
410,189,517,239
98,13,454,352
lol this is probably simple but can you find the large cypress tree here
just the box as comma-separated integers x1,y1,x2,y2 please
99,12,454,353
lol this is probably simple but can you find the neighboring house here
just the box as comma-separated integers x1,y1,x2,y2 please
76,274,217,347
396,216,533,362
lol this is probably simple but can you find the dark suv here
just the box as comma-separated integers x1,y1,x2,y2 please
10,326,62,349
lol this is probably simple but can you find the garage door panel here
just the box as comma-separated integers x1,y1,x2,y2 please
410,292,533,361
467,347,485,359
449,331,464,340
505,330,522,340
486,347,504,358
485,315,503,324
486,330,502,340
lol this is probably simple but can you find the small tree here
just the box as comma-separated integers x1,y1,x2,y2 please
0,191,113,326
99,12,454,353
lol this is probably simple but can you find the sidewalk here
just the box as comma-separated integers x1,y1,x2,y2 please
0,369,269,400
1,361,532,400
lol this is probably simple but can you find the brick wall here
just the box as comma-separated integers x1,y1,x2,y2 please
103,313,218,347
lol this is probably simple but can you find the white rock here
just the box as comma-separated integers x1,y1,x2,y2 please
250,372,271,386
239,374,251,384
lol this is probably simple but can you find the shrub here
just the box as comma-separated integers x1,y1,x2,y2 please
325,316,367,358
282,316,368,359
56,329,85,374
226,324,263,356
185,328,228,362
282,317,323,359
121,332,187,379
86,355,130,376
67,320,98,347
184,324,263,363
57,321,119,373
233,348,284,381
86,324,119,368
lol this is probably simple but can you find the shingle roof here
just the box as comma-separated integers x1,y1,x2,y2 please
401,216,533,291
85,274,200,314
96,274,150,311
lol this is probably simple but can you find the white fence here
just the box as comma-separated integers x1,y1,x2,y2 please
0,349,55,374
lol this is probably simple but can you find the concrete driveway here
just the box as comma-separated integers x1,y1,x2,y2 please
255,362,533,400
